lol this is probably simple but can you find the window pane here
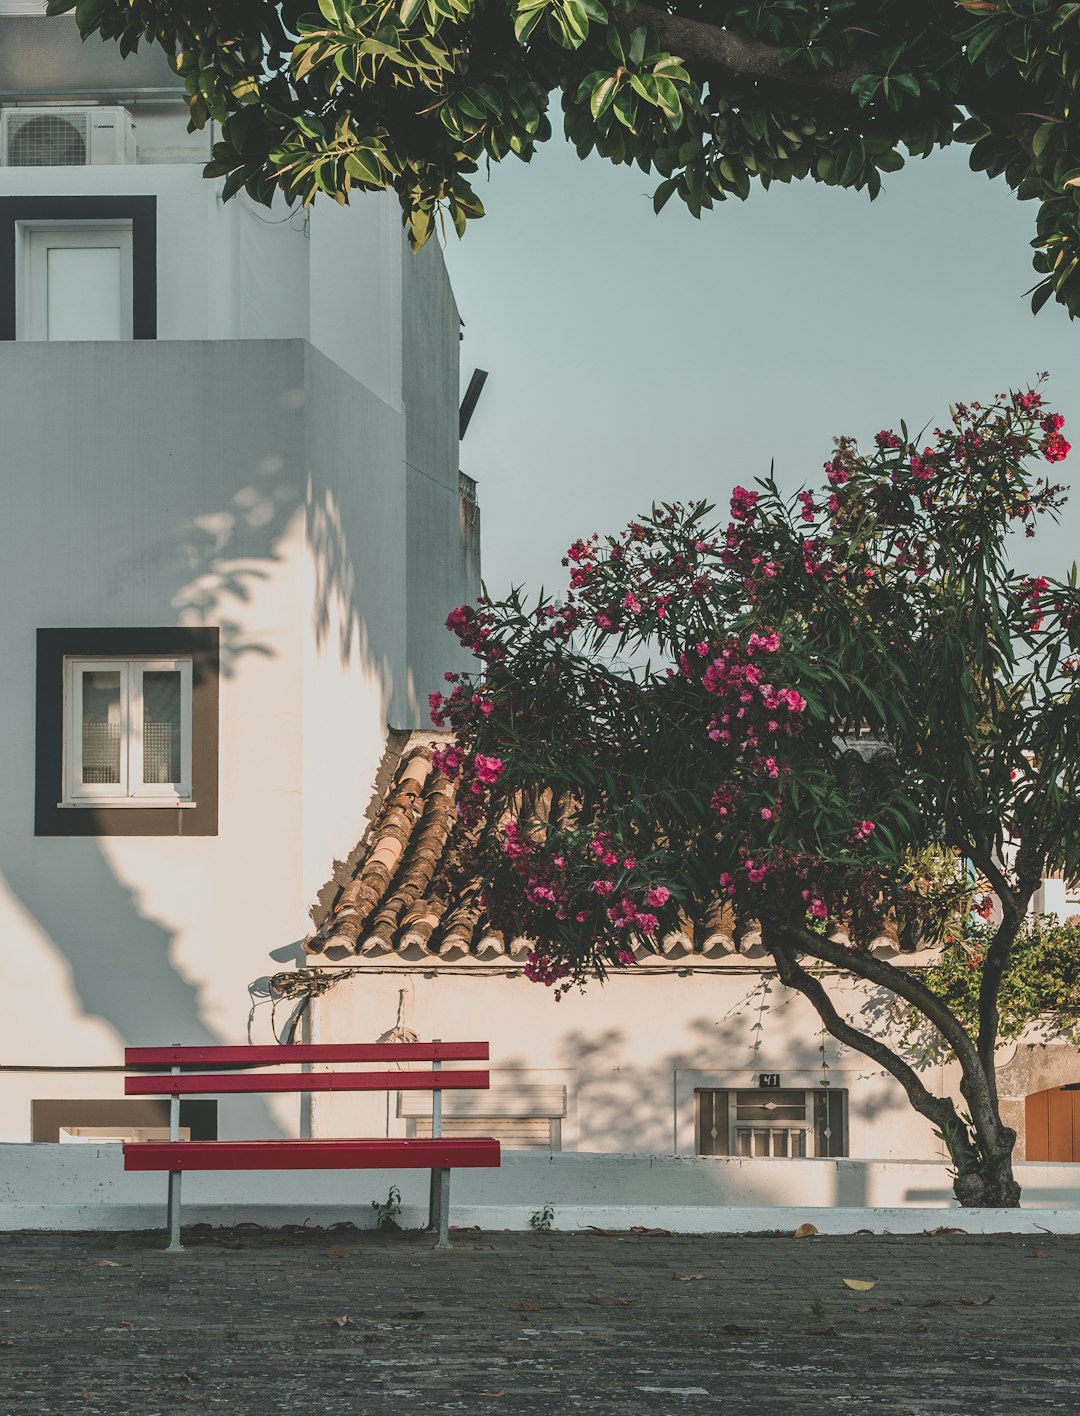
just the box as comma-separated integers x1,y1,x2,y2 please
81,670,121,784
695,1090,729,1156
47,246,123,340
142,671,182,784
814,1089,848,1157
735,1090,806,1123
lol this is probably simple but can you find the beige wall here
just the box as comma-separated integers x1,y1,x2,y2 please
309,961,948,1162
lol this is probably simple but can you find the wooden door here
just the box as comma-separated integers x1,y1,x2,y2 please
1025,1087,1080,1161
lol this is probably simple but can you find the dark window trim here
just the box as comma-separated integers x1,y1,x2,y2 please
31,1098,217,1143
35,627,219,837
0,195,156,340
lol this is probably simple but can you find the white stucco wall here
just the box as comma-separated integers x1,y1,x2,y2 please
0,33,477,1141
0,329,471,1142
308,962,946,1163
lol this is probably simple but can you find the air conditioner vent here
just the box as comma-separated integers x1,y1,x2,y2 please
6,110,88,166
0,107,137,166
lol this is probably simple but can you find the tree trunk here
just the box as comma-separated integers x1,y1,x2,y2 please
950,1126,1021,1209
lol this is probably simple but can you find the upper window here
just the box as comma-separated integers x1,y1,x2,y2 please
36,627,218,837
0,196,155,342
20,223,133,341
63,656,192,807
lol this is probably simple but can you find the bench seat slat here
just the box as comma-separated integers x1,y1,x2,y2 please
123,1137,501,1172
126,1068,490,1097
125,1043,489,1068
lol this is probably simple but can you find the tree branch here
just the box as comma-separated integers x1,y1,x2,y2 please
765,916,981,1078
766,938,973,1160
627,4,868,93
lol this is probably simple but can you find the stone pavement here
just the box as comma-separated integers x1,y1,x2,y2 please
2,1224,1077,1415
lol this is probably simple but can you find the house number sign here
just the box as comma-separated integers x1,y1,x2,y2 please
758,1073,781,1088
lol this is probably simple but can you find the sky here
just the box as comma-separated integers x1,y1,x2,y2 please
443,135,1080,601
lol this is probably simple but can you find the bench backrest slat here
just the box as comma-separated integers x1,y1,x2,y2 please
125,1042,488,1068
126,1068,491,1098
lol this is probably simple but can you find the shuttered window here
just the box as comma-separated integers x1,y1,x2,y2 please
695,1088,847,1158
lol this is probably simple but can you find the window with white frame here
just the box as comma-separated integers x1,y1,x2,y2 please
62,657,192,806
18,222,133,341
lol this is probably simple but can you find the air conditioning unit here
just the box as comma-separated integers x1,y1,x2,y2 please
0,106,137,167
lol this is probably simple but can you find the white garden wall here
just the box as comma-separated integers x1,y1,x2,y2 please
3,1145,1080,1234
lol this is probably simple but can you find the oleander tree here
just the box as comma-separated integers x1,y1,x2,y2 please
428,383,1080,1207
49,0,1080,315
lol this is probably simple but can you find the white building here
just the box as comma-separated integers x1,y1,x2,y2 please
0,7,479,1145
1,6,1076,1190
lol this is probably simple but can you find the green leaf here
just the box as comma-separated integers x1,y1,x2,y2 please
400,0,426,22
652,175,680,213
345,148,385,183
590,76,619,121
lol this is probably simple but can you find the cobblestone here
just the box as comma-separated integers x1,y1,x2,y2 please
1,1225,1077,1415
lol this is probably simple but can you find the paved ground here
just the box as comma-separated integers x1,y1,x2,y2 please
1,1224,1077,1415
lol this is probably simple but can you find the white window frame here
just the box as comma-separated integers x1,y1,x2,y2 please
16,220,134,341
62,656,193,807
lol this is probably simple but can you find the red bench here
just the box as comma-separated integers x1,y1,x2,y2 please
123,1041,500,1251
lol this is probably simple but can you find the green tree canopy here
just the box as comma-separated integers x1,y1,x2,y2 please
427,384,1079,1206
51,0,1080,315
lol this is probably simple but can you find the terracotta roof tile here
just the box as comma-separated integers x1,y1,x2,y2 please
306,736,907,963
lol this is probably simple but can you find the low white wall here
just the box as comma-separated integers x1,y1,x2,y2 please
4,1146,1080,1234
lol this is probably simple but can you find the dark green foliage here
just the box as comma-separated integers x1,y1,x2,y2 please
45,0,1080,314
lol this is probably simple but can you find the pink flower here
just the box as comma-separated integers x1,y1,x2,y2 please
473,754,504,786
431,745,462,779
1043,432,1070,463
729,486,759,522
646,886,670,907
592,879,615,896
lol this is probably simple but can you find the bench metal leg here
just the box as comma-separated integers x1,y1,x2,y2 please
429,1168,451,1250
166,1170,183,1252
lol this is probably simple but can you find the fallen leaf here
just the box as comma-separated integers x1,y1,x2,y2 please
721,1323,761,1336
117,1320,134,1328
362,1333,384,1344
954,1295,995,1307
588,1295,637,1307
95,1260,123,1268
0,1340,14,1347
585,1226,619,1236
854,1228,875,1235
511,1301,540,1312
856,1303,896,1313
324,1248,349,1259
466,1390,505,1398
841,1279,877,1291
330,1315,355,1328
672,1274,709,1282
395,1310,426,1320
1029,1249,1049,1259
629,1226,672,1236
922,1226,965,1237
803,1325,841,1337
793,1223,819,1239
